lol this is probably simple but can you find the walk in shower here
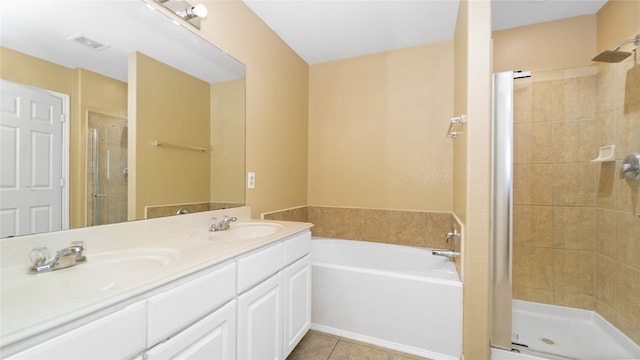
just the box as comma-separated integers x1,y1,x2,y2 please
86,112,128,226
491,52,640,359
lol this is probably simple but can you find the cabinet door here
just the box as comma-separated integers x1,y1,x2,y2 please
283,255,311,357
237,272,283,360
145,300,236,360
6,301,146,360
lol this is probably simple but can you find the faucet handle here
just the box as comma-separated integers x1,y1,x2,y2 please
445,229,459,243
208,217,219,232
28,247,50,266
70,241,86,261
70,240,86,251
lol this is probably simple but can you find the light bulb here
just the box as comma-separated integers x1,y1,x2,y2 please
188,4,207,18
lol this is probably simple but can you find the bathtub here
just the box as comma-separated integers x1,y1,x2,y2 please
311,238,462,360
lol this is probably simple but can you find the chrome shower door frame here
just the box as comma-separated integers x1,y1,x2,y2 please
490,71,515,351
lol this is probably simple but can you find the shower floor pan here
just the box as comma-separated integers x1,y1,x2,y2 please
492,300,640,360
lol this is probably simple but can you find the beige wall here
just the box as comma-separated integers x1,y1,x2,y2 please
129,52,210,220
597,0,640,54
454,1,492,359
183,0,309,218
0,47,74,94
210,78,246,204
308,42,454,212
493,15,597,73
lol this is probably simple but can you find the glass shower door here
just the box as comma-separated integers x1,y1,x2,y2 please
87,112,128,226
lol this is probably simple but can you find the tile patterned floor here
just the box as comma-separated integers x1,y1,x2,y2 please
287,330,434,360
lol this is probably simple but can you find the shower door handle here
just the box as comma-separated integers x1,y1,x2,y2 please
93,194,107,198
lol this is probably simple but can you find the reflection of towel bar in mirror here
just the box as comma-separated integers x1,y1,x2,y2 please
446,115,467,138
152,140,208,152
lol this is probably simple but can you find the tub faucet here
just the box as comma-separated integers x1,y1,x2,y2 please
209,216,237,232
28,242,87,274
433,228,460,259
432,250,460,259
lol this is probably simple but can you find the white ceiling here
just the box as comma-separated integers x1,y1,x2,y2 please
0,0,608,82
243,0,608,64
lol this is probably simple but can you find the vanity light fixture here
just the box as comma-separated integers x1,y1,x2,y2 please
154,0,208,29
181,4,208,19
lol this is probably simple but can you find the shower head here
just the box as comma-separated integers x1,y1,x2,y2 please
592,34,640,63
592,50,633,63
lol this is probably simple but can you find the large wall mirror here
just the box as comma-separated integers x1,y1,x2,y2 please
0,0,246,238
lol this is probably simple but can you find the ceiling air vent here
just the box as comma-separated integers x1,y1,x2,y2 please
68,34,110,51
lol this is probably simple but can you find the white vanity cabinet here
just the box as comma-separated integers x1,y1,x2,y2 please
236,230,312,359
6,301,147,360
3,229,312,360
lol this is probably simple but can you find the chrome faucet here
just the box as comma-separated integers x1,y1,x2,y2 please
432,249,460,258
432,229,461,259
209,216,237,232
28,242,87,274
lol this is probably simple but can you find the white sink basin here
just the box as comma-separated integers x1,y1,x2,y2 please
1,248,180,306
227,222,284,238
192,222,284,242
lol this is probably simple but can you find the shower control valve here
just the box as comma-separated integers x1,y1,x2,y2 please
620,153,640,181
445,229,460,246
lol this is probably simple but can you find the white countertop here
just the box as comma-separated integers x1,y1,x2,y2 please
0,206,312,350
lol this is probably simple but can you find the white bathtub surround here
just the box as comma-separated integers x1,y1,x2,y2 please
491,300,640,360
0,206,312,357
310,238,462,360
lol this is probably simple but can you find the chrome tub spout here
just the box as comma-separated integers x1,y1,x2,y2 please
432,249,460,259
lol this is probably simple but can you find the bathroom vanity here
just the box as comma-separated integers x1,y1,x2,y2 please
0,207,312,359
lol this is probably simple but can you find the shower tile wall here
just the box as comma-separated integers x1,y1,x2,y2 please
144,202,243,219
513,62,640,344
265,205,463,277
263,206,452,249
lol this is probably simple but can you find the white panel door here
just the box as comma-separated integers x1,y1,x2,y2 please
0,80,65,238
237,272,283,360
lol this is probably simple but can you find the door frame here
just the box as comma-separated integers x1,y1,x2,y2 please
53,86,70,231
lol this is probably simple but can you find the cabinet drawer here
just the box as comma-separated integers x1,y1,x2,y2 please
145,300,236,360
237,242,284,293
7,301,146,360
147,261,236,346
284,231,311,266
